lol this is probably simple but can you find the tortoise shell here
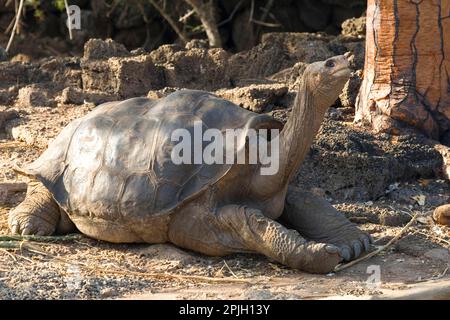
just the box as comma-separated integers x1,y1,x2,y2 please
24,90,282,220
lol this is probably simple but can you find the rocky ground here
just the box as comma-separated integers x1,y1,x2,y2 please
0,28,449,300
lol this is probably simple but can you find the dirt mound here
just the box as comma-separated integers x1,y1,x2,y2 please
0,57,82,107
339,70,362,108
17,85,55,108
150,44,232,91
57,87,118,105
81,53,163,98
341,17,366,38
215,84,288,112
0,108,18,130
80,33,364,97
0,62,49,89
295,115,444,201
229,33,336,80
83,39,130,60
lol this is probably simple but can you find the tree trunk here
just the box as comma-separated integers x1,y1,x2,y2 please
356,0,450,141
185,0,222,47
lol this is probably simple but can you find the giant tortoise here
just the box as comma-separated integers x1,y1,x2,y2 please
9,54,371,273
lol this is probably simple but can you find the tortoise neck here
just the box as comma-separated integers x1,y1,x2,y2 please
278,79,328,185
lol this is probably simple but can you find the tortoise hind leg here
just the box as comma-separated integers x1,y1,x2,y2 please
168,204,343,274
8,179,75,236
279,186,373,262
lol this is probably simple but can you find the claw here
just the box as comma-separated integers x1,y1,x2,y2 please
11,224,19,235
352,241,362,258
325,244,339,254
361,236,370,252
21,224,33,235
339,246,351,261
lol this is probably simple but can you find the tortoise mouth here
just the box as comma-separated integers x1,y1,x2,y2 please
331,66,351,79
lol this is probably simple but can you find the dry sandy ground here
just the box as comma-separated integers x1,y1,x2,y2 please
0,105,449,300
1,201,449,300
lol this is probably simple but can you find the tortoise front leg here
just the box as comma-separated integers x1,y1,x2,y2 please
279,186,373,261
168,204,343,273
8,180,75,236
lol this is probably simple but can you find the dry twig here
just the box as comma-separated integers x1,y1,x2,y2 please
217,0,243,27
414,230,450,247
0,141,28,149
248,0,254,24
179,9,195,23
0,237,259,284
106,0,121,18
0,234,82,243
250,19,280,28
255,0,276,34
334,213,419,272
148,0,190,43
64,0,73,40
223,260,238,278
5,0,25,52
415,267,449,283
0,248,17,261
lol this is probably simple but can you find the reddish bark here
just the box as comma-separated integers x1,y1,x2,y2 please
356,0,450,140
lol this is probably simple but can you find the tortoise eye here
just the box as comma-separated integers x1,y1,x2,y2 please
325,60,335,68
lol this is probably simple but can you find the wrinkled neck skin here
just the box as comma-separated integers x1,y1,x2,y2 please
279,79,329,185
252,78,329,197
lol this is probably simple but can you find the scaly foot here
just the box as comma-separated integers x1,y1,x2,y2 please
281,187,373,261
287,241,343,273
8,180,60,236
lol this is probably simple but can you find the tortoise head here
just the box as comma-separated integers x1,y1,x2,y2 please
302,53,352,108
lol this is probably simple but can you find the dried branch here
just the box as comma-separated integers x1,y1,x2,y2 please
148,0,190,44
218,0,243,27
185,0,222,47
134,0,150,23
106,0,121,18
251,19,280,28
5,0,24,53
255,0,275,35
248,0,254,24
179,9,195,23
4,14,16,35
0,234,83,243
64,0,73,40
